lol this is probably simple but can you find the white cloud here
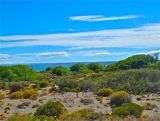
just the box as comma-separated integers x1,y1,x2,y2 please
0,23,160,49
132,50,160,58
0,54,10,59
38,52,69,57
145,50,160,56
138,50,160,58
69,15,139,22
84,51,112,56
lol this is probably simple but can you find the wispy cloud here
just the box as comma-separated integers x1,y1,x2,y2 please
38,52,69,57
0,23,160,49
84,51,112,56
135,50,160,57
69,15,139,22
0,54,10,59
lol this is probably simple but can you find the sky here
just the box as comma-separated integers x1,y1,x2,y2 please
0,0,160,64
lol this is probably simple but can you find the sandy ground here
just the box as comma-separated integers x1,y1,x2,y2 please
0,90,160,120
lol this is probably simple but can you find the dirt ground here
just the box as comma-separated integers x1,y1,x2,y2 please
0,90,160,120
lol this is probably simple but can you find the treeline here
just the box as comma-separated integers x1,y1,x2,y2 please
0,65,39,82
0,54,160,94
0,54,159,81
46,54,160,76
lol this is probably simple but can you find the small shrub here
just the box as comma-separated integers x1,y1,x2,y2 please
10,89,38,99
96,96,103,104
51,66,72,76
143,102,158,110
8,114,32,121
0,91,5,100
10,91,22,99
97,88,113,97
23,89,38,99
110,91,131,107
112,103,143,118
10,83,24,93
39,81,49,88
8,114,55,121
61,108,100,121
32,115,55,121
32,83,39,89
0,82,8,90
34,101,66,118
87,62,105,72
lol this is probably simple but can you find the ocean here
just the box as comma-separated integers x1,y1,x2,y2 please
1,61,115,72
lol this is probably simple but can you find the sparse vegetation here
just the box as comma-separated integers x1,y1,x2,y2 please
0,54,160,120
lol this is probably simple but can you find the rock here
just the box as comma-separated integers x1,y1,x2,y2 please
17,101,31,109
32,103,40,108
80,98,94,105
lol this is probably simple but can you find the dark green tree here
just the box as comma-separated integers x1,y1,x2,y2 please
51,66,72,76
70,63,90,74
87,62,104,72
106,54,156,71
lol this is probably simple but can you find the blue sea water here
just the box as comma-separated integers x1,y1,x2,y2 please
1,61,115,72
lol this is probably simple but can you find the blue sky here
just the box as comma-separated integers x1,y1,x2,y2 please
0,0,160,64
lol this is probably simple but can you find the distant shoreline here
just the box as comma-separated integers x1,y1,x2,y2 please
0,61,116,71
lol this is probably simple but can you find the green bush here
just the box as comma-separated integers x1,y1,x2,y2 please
0,65,39,82
32,115,55,121
106,54,156,71
70,63,91,74
34,101,66,118
10,91,23,99
60,108,101,121
23,89,38,99
10,82,24,93
10,89,38,99
57,79,79,92
51,66,72,76
112,103,143,118
110,91,131,107
95,69,160,94
87,62,105,72
8,114,32,121
8,114,55,121
39,81,49,88
97,87,113,97
0,82,8,90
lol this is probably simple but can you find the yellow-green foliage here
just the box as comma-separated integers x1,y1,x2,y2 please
60,108,100,121
110,91,131,107
97,88,113,97
8,114,32,121
23,89,38,99
112,103,143,118
10,89,38,99
34,101,66,118
0,92,5,100
10,91,22,99
8,114,54,121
